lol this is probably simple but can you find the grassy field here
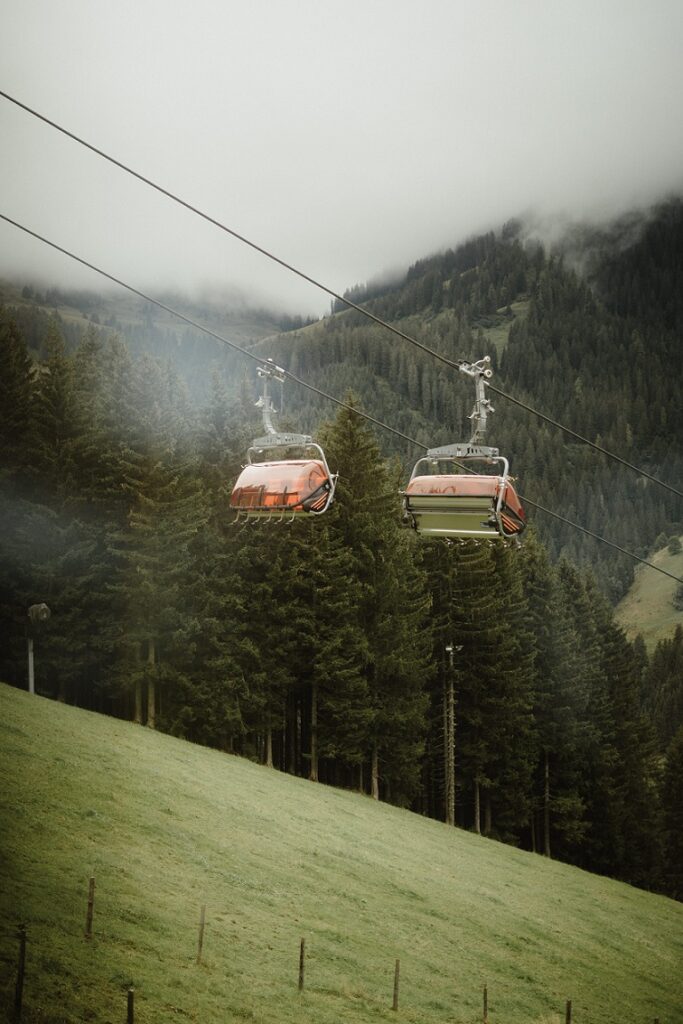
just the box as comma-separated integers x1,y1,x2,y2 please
479,300,530,355
615,537,683,649
1,684,681,1024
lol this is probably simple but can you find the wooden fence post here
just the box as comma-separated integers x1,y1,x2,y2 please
85,876,95,939
298,937,305,991
565,998,572,1024
483,983,488,1024
392,958,400,1011
197,904,206,964
14,924,26,1020
127,987,134,1024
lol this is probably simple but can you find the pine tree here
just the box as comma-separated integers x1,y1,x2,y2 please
318,403,432,803
0,310,40,687
0,308,36,485
561,565,663,887
33,319,74,494
661,725,683,900
423,540,533,839
521,534,589,859
106,354,205,726
556,561,613,872
309,520,371,783
644,625,683,749
485,543,536,843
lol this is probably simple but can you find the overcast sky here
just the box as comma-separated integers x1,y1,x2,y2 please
1,0,682,316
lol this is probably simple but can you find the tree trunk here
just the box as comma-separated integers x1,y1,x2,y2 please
358,762,364,794
484,792,492,836
446,677,455,826
309,682,318,782
134,643,143,724
265,725,274,768
147,637,156,730
27,637,35,695
530,811,537,853
371,743,379,800
443,690,449,820
544,748,551,858
287,693,297,775
473,779,481,835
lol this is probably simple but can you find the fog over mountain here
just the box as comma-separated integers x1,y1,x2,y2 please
1,0,682,315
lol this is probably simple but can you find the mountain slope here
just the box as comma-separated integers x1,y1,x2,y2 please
0,279,285,400
3,202,682,602
1,683,681,1024
254,202,683,602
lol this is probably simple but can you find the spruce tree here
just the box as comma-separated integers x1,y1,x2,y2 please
106,353,205,726
521,534,589,859
0,311,40,686
0,308,35,486
661,725,683,900
318,403,431,803
645,626,683,749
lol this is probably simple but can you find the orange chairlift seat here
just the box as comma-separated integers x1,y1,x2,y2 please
230,360,337,521
402,356,526,542
230,447,335,518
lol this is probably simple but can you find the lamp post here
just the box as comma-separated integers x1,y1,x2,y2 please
27,603,50,695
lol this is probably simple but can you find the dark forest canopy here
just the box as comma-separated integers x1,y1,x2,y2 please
1,200,682,899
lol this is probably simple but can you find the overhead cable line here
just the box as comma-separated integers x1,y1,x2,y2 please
2,87,680,501
518,497,683,584
2,212,681,586
0,91,451,363
485,381,682,497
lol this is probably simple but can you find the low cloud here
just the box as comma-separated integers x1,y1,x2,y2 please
1,0,681,316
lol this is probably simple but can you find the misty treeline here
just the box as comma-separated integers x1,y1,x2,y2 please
0,306,682,903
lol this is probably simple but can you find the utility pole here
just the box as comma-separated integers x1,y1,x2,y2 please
444,644,454,825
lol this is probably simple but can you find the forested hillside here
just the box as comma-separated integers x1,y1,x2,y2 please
0,278,294,399
265,200,683,602
1,201,682,901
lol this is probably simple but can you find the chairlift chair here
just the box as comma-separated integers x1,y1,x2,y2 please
402,357,526,542
230,361,337,521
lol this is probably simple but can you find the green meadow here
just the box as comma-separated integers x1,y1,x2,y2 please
615,537,683,649
1,682,681,1024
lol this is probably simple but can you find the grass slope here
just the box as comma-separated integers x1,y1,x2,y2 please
1,684,681,1024
615,537,683,649
478,299,530,355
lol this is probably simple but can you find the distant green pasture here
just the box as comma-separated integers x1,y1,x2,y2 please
478,300,529,355
615,537,683,649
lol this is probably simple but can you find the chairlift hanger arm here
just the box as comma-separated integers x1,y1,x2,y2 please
456,356,494,445
255,359,286,437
